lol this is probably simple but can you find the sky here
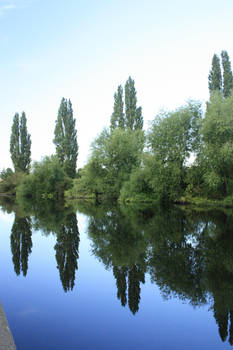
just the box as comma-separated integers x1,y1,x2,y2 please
1,0,233,170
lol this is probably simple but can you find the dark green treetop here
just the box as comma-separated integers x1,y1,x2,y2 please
135,106,143,130
110,85,124,131
221,50,233,98
110,77,143,132
10,112,31,173
208,54,222,95
53,98,78,178
125,76,137,129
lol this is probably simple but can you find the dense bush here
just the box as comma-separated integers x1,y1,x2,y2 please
17,156,72,201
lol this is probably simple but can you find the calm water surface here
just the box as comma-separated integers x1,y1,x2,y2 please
0,200,232,349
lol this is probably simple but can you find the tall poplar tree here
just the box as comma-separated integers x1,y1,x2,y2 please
208,54,222,94
110,85,124,131
10,112,31,173
125,76,143,130
53,98,78,178
135,107,143,130
125,76,137,130
221,50,233,98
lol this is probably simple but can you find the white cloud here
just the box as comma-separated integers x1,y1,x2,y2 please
0,0,35,16
0,2,16,15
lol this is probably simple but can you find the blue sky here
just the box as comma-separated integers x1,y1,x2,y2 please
1,0,233,169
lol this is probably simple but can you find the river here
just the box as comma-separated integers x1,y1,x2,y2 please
0,200,232,349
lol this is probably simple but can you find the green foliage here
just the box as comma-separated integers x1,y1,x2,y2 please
110,77,143,132
148,101,202,163
54,98,78,178
125,76,143,130
221,50,233,98
208,54,222,94
110,85,124,131
10,112,31,173
67,128,145,199
144,101,202,201
65,162,104,200
0,168,13,180
201,92,233,196
16,156,72,202
0,170,25,196
120,155,154,202
184,164,204,197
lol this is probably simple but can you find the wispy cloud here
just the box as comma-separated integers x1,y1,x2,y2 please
18,306,38,316
0,0,35,16
0,2,16,16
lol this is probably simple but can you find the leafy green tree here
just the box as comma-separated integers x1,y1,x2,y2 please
208,54,222,95
0,168,13,180
135,106,143,130
110,85,124,131
16,156,71,201
125,76,143,130
201,92,233,196
145,101,202,201
67,128,145,199
54,98,78,178
221,50,233,98
10,112,31,173
93,128,144,198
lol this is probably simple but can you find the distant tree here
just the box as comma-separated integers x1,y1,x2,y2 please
53,98,78,178
221,50,233,98
125,76,143,130
110,85,124,131
208,54,222,95
10,112,31,173
135,106,143,130
110,77,143,132
201,92,233,196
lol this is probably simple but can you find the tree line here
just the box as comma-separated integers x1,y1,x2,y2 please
2,52,233,205
66,53,233,204
1,97,78,200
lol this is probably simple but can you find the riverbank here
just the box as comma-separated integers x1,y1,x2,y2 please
67,194,233,209
0,302,16,350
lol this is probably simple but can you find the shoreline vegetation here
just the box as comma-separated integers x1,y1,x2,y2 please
1,53,233,209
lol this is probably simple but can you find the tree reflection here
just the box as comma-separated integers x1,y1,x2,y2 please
76,202,150,314
76,201,233,345
54,213,80,292
5,196,233,345
10,215,32,276
6,196,80,292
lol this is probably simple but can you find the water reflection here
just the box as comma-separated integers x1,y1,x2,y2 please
11,215,32,276
0,197,80,292
55,213,79,292
76,202,233,346
1,196,233,345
